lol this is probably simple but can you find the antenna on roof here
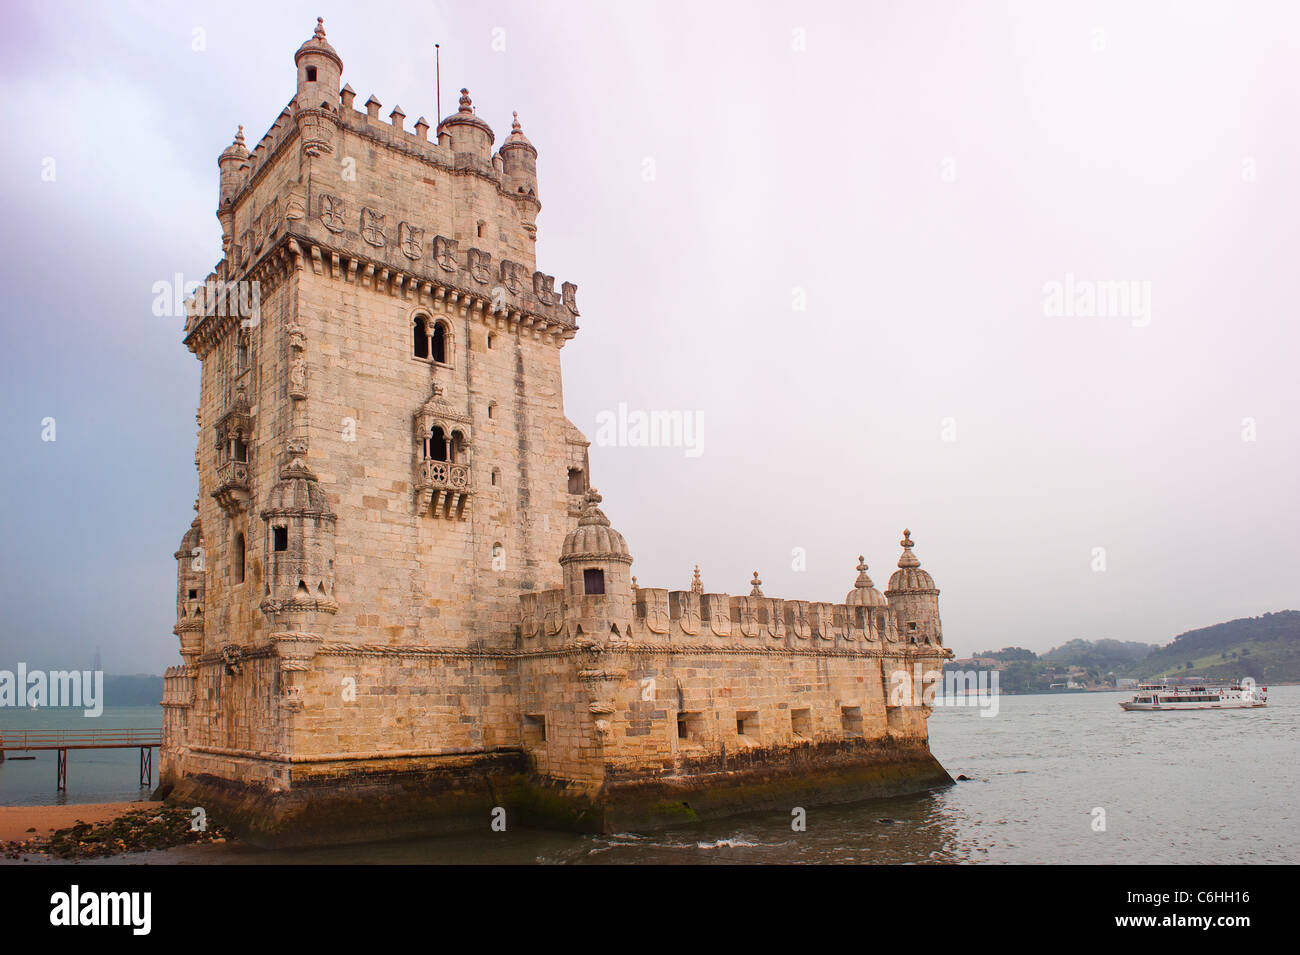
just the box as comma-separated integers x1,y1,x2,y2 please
435,43,441,135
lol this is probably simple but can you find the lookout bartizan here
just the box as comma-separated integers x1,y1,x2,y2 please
161,19,954,847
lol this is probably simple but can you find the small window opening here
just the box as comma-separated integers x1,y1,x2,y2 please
491,468,500,486
523,713,546,744
583,568,605,595
428,426,448,462
187,589,198,600
234,533,245,584
487,401,497,420
273,526,288,552
736,711,758,738
791,708,812,738
841,706,864,738
413,315,429,359
305,66,317,82
486,332,495,350
477,220,486,238
567,467,585,494
677,711,702,741
431,321,447,363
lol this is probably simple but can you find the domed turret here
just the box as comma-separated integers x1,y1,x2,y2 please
173,517,205,661
216,126,248,246
438,88,495,162
500,111,539,204
260,457,338,618
845,556,888,608
294,17,342,111
560,489,633,629
885,530,942,645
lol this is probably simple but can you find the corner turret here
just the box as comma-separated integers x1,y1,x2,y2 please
560,489,633,636
885,530,942,646
500,111,540,206
438,88,495,164
294,17,342,111
217,126,248,251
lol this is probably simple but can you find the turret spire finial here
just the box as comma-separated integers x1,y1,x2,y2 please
511,111,522,133
854,555,874,589
749,571,763,597
458,88,473,113
897,529,921,568
314,17,326,39
691,564,703,594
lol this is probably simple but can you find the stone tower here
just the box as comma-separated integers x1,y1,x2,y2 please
161,20,953,846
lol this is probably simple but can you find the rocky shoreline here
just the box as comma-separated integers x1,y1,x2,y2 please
1,804,233,860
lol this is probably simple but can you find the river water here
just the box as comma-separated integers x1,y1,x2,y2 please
4,688,1296,863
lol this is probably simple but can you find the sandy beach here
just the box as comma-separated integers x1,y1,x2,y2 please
0,801,162,843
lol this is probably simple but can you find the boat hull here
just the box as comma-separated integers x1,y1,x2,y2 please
1119,701,1267,711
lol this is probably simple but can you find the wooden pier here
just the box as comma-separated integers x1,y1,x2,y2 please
0,729,162,791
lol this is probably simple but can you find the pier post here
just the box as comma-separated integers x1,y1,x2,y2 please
56,748,67,791
140,746,152,787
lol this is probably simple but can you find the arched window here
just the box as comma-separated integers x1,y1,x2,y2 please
450,429,467,463
413,315,429,359
234,533,245,584
428,426,448,462
431,321,447,363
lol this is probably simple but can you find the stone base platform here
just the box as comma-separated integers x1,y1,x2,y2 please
160,739,952,848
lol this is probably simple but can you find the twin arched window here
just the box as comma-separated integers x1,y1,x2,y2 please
424,426,467,463
413,315,448,363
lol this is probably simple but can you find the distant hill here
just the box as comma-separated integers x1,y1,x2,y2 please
957,610,1299,690
105,675,163,707
1136,611,1300,683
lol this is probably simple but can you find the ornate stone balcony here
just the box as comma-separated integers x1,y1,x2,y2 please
212,459,251,516
416,460,470,519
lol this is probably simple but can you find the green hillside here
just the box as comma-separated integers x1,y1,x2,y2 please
959,610,1299,690
1136,611,1300,683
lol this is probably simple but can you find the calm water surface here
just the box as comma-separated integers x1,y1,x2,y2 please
6,690,1297,863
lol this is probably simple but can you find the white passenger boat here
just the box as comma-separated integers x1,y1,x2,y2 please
1119,681,1267,711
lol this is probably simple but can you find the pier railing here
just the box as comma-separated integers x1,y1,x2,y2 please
0,728,162,790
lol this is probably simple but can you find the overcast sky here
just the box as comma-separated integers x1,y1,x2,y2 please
1,0,1296,674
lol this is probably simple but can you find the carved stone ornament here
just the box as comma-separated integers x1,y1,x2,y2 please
319,194,345,233
399,221,424,260
467,247,492,284
434,235,458,273
562,281,580,315
360,207,386,247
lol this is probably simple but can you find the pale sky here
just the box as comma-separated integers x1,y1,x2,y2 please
1,0,1296,673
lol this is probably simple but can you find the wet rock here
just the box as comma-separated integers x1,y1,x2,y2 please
0,806,234,860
